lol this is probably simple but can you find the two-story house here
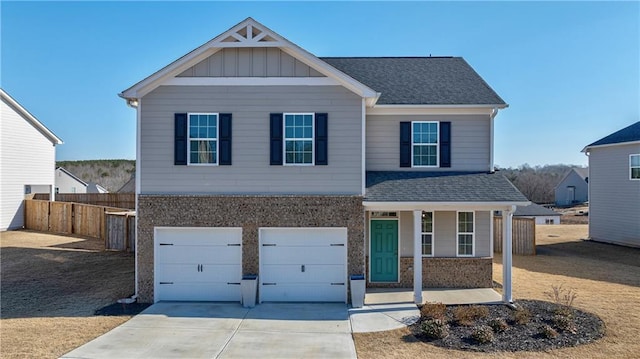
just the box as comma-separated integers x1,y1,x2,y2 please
120,18,528,305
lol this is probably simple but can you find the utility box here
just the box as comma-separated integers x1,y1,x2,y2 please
241,274,258,308
350,274,365,308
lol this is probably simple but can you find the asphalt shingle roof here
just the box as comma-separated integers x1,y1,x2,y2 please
514,203,561,217
320,57,506,105
586,121,640,148
365,171,528,202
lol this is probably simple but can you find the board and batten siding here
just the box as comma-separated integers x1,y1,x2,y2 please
588,143,640,247
366,114,491,171
177,48,325,78
140,85,362,194
1,97,56,230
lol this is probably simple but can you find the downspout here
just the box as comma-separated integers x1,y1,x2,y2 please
489,107,498,173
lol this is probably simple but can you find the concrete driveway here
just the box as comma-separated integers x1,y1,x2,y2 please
61,302,356,359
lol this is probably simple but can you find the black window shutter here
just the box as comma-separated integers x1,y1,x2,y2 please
270,113,283,165
315,113,328,165
219,113,232,165
399,122,411,167
440,121,451,168
174,113,188,165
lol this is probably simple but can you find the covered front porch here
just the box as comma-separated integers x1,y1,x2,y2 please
365,287,503,305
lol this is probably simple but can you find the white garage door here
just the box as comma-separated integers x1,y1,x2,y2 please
259,228,347,303
155,227,242,302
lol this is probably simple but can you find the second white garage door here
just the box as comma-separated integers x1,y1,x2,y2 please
259,227,348,303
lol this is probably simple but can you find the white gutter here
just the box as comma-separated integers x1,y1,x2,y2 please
582,140,640,153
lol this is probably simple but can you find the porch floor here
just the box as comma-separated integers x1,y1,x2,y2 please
365,288,503,305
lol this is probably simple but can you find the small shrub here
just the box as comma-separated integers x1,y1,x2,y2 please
471,325,494,344
539,324,558,339
553,314,577,333
544,284,578,316
488,317,508,333
421,319,449,339
512,307,531,325
453,305,489,326
420,302,446,320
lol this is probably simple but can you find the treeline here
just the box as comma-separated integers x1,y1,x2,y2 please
56,159,135,192
497,164,586,204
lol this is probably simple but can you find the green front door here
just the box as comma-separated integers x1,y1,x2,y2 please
370,219,399,282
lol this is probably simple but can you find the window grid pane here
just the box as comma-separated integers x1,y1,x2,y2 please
411,122,438,167
284,114,314,164
632,155,640,179
413,144,437,166
188,114,218,164
422,234,432,256
457,212,473,256
189,140,217,164
421,211,433,256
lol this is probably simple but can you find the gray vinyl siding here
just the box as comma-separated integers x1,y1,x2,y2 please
177,48,325,78
554,170,588,206
139,85,362,194
366,210,491,258
366,114,491,171
588,143,640,246
1,97,56,230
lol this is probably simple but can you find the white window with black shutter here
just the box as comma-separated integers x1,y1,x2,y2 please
270,112,328,166
174,113,232,166
400,121,451,168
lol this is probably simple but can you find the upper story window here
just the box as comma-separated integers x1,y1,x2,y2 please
412,121,439,167
631,154,640,180
188,113,218,165
421,211,434,256
457,211,474,256
284,113,314,165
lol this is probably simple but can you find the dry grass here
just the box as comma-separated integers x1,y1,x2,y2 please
0,230,135,359
353,224,640,358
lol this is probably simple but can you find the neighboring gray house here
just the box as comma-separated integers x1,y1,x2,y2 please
116,174,135,193
119,18,528,305
554,168,588,207
1,89,62,231
583,121,640,248
55,167,109,193
514,203,561,225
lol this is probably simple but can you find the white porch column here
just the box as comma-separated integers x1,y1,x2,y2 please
413,210,423,304
502,206,515,303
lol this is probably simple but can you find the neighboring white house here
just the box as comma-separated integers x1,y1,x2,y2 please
514,203,562,225
87,182,108,193
583,121,640,248
554,168,588,207
1,89,62,231
55,167,87,193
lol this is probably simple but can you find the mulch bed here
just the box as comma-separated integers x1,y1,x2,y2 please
411,300,605,352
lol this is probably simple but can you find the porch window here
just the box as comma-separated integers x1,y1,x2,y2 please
421,211,433,256
412,121,439,167
188,113,218,165
631,154,640,180
457,211,474,256
284,113,314,165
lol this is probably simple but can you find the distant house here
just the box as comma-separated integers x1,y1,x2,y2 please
116,174,135,193
514,203,561,225
87,182,109,193
1,89,63,231
583,121,640,247
55,167,109,194
554,168,588,206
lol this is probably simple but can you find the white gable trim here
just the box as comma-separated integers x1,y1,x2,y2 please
1,89,63,145
120,18,379,101
164,77,341,86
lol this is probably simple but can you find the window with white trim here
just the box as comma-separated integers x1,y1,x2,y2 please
188,113,218,165
457,211,474,256
412,121,439,167
631,154,640,180
422,211,434,256
284,113,314,165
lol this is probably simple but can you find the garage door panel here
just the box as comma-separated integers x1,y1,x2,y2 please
157,283,241,302
260,284,345,302
157,264,241,283
260,228,347,246
261,264,344,283
261,246,345,265
155,228,242,246
157,245,241,265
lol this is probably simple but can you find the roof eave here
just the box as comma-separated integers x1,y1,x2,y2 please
363,200,530,211
582,139,640,153
1,89,63,145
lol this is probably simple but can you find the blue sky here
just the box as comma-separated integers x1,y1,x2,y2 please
2,1,638,168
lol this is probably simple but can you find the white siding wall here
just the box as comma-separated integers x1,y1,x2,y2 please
366,114,491,171
589,143,640,247
140,85,362,194
1,97,56,230
55,168,87,193
554,170,588,206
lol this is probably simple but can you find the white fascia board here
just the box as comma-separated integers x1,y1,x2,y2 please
582,140,640,153
0,89,63,145
163,77,341,86
367,105,504,116
363,201,530,211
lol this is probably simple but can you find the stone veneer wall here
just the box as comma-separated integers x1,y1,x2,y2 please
367,257,493,288
137,195,364,303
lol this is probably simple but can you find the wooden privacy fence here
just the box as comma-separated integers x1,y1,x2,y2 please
493,217,536,255
33,193,135,210
24,200,136,252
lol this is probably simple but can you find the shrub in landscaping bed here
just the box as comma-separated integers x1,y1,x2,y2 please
512,307,532,325
421,318,450,340
488,317,508,333
420,302,446,320
471,325,495,344
453,305,489,326
539,324,559,339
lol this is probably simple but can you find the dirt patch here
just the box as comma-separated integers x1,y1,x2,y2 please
354,224,640,358
0,230,135,359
